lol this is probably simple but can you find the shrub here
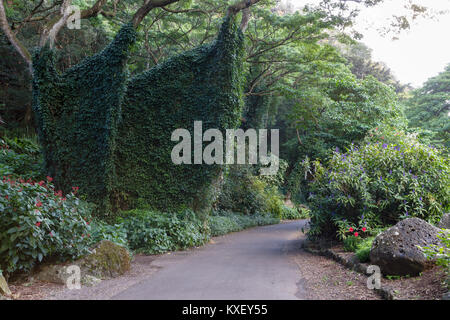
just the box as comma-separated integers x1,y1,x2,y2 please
216,165,286,218
0,176,92,275
343,236,374,263
306,129,449,239
281,205,310,220
117,209,208,254
0,138,43,181
355,237,374,263
420,229,450,288
208,210,279,237
216,166,268,215
88,219,128,249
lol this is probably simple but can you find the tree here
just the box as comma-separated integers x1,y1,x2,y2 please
406,64,450,149
25,0,261,216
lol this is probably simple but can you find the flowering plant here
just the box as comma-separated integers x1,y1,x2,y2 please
0,176,93,275
306,128,449,239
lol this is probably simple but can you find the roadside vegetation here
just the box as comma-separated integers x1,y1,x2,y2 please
0,0,448,299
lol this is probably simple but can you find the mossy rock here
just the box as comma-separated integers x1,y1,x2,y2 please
78,240,131,279
35,240,131,285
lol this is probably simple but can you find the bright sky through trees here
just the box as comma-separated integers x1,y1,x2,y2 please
289,0,450,87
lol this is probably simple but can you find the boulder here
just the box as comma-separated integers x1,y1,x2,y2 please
34,265,76,285
81,275,102,287
438,213,450,229
370,218,441,276
77,240,131,279
35,240,131,285
0,275,11,296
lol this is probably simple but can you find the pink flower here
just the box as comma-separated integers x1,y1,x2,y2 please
354,232,359,237
362,227,367,232
35,222,41,227
349,227,354,232
36,200,42,207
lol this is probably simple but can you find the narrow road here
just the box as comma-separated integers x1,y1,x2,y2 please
50,220,308,300
113,220,307,300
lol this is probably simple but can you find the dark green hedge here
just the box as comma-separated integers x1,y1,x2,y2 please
32,16,244,217
115,17,244,215
32,23,136,215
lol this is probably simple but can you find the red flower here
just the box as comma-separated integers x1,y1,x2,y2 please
35,222,41,227
36,200,42,207
362,227,367,232
5,195,8,200
38,180,45,186
46,176,53,182
349,227,354,232
354,232,359,237
72,186,79,193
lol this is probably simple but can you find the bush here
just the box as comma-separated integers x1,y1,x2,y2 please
306,129,449,239
0,176,93,275
355,238,374,263
215,165,286,218
420,229,450,288
343,236,374,263
208,210,279,237
88,219,128,249
0,138,43,181
117,209,208,254
281,205,310,220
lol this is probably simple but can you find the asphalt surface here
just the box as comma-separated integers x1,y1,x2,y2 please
111,220,308,300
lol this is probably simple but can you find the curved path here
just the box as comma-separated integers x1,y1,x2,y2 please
50,220,308,300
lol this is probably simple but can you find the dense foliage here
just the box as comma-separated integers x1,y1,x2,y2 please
0,137,42,180
281,205,310,220
115,16,245,215
208,210,279,237
117,209,208,254
421,229,450,288
305,128,449,239
0,176,92,275
406,64,450,149
32,23,137,216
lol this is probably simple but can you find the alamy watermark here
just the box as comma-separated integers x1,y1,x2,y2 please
66,5,81,30
171,121,279,175
366,265,381,290
66,265,81,290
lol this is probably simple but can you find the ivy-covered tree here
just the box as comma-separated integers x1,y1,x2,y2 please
1,0,260,216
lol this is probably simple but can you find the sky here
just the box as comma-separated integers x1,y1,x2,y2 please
288,0,450,87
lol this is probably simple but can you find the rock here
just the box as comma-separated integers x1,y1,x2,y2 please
0,275,11,296
34,265,75,285
77,240,131,279
370,218,442,276
438,213,450,229
35,240,131,286
81,275,102,287
443,292,450,300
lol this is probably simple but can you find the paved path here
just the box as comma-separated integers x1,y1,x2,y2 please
113,220,308,300
50,220,308,300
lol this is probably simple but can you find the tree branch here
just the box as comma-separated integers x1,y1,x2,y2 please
0,0,32,70
132,0,180,28
228,0,261,15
